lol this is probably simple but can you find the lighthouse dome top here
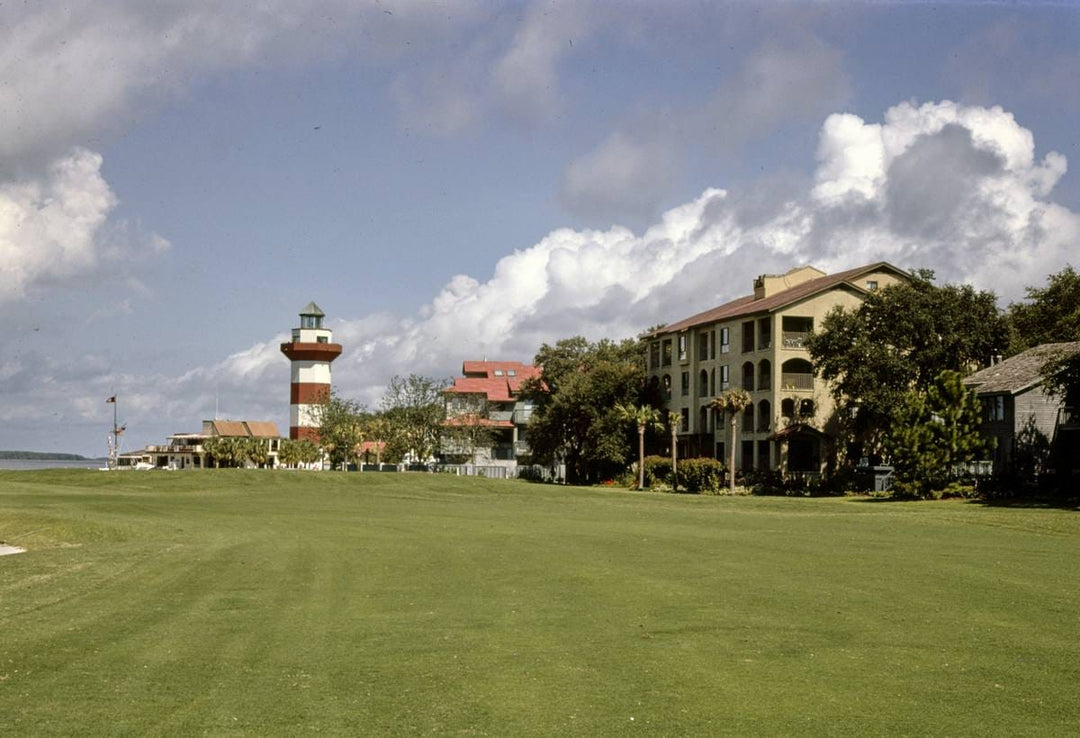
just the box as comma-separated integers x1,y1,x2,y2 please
299,301,325,318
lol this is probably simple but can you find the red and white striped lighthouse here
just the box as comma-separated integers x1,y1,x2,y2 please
280,302,342,441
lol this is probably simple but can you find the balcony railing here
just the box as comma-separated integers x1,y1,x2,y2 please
488,410,513,422
782,331,810,349
781,373,814,391
512,408,534,425
513,441,531,456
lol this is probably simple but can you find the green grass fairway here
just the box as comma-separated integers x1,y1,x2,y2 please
1,471,1078,736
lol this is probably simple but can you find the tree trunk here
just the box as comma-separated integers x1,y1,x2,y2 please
670,425,678,492
729,415,737,494
638,425,646,490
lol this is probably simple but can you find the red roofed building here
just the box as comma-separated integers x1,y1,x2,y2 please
647,262,911,475
443,361,541,469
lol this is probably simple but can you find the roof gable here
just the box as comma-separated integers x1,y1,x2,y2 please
963,342,1080,395
655,261,909,335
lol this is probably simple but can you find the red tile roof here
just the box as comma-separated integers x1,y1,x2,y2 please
655,262,908,335
447,361,541,401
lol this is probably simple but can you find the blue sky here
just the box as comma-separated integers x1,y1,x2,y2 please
2,1,1079,456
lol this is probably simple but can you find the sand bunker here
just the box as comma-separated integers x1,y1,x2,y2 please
0,545,26,556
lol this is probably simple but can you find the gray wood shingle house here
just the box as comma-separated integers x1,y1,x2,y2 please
963,342,1080,477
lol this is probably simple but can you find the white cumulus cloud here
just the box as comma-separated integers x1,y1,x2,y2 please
6,99,1077,452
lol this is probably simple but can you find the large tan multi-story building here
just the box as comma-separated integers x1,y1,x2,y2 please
647,262,910,475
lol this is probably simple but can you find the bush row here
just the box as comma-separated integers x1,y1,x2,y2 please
640,455,726,494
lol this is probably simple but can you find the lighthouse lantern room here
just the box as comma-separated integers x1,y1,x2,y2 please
280,302,342,441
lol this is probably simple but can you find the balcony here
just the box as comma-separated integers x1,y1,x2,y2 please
782,331,810,349
512,408,534,425
488,410,513,423
513,440,532,456
781,373,814,391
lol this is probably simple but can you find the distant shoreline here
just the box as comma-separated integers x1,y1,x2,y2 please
0,451,102,461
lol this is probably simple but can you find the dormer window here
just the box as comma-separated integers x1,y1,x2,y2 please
494,370,505,376
507,370,516,376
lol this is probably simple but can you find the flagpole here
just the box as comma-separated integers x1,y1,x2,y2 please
113,397,118,470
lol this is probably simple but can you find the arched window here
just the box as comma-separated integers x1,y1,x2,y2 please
758,359,771,390
781,358,814,391
781,398,795,419
742,362,755,392
799,399,816,419
743,402,755,433
759,399,771,432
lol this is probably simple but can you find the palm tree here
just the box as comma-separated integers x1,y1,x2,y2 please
710,389,752,494
614,403,662,490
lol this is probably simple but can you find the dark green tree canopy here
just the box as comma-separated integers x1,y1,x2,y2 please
1008,265,1080,352
884,370,993,498
525,336,655,485
806,272,1009,449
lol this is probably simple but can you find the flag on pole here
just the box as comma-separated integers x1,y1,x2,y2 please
106,396,116,403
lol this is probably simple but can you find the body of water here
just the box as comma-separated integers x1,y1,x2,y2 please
0,459,106,471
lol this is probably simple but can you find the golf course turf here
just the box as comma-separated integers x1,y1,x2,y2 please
1,470,1078,736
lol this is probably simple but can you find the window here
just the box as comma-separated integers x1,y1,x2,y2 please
678,334,688,361
742,361,755,391
759,400,771,432
716,441,725,462
799,399,815,419
662,340,673,366
743,403,754,433
781,398,795,419
699,406,710,433
720,327,730,354
710,330,716,359
494,370,504,376
710,369,716,396
758,359,771,390
742,321,755,353
680,408,690,433
757,440,770,470
650,341,661,370
866,280,879,291
741,440,754,471
698,370,709,397
758,317,772,349
662,375,672,400
984,396,1005,422
698,333,709,361
720,365,730,391
316,336,328,344
507,370,516,377
681,371,690,396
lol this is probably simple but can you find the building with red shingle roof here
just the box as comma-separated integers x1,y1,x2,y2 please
647,262,911,475
443,360,541,469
